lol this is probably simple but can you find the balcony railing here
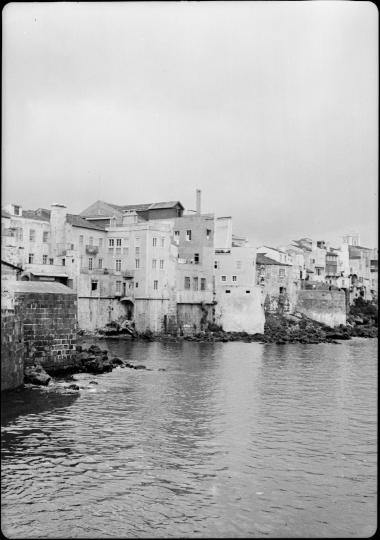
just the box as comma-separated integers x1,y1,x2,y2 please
86,245,99,255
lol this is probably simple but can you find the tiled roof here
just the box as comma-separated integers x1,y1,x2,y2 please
66,214,105,231
21,209,50,222
256,254,291,266
108,201,184,212
17,208,104,231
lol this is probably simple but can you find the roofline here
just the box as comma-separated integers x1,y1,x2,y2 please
1,260,23,271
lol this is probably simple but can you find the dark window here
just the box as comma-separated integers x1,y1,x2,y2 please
62,259,66,266
194,253,199,264
201,278,206,290
246,290,250,294
91,280,98,291
184,276,191,289
225,290,231,294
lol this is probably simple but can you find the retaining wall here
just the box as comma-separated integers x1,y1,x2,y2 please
295,289,346,327
1,309,24,391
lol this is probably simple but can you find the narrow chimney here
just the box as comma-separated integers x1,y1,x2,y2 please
196,189,201,215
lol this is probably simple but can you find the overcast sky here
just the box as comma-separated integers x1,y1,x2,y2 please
2,1,378,248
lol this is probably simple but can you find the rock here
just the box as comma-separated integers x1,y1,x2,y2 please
354,316,364,325
24,365,51,386
134,365,147,370
89,381,98,385
158,368,166,371
87,344,102,354
67,384,80,391
111,357,124,366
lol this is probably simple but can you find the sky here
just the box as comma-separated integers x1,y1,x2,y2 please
2,1,378,248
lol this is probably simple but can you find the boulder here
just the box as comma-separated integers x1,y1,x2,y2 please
24,365,51,386
67,384,80,391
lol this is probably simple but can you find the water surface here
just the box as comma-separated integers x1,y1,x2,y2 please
1,339,377,538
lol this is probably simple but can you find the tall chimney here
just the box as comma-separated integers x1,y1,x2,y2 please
196,189,201,215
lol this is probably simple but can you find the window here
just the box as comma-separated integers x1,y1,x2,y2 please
116,281,121,293
28,253,34,263
14,205,20,216
29,229,35,241
174,231,180,243
152,259,157,269
186,230,192,241
232,275,237,282
135,237,140,246
70,244,74,250
193,277,198,291
206,229,212,240
161,237,165,248
99,238,103,248
135,247,140,256
91,280,98,291
201,278,206,290
62,259,66,266
153,237,157,247
221,275,226,282
89,236,93,246
160,259,164,269
43,255,48,264
184,276,191,289
49,258,54,265
236,260,242,270
225,290,231,294
135,259,140,269
316,268,321,276
194,253,199,264
109,239,114,247
279,268,285,278
88,258,93,270
98,258,103,269
246,290,251,294
79,235,84,245
43,231,49,243
17,228,23,241
154,280,158,290
116,238,122,247
116,259,121,272
135,282,139,288
214,261,218,269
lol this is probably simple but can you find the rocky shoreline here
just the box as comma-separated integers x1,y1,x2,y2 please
24,301,377,388
24,343,159,389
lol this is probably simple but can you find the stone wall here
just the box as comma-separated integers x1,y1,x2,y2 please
295,289,346,327
1,309,24,391
8,281,78,374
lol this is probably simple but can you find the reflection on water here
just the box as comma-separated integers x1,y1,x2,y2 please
1,339,377,538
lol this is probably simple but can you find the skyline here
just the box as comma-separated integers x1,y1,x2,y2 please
2,1,378,248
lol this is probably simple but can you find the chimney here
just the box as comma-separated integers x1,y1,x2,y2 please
50,203,67,256
196,189,201,215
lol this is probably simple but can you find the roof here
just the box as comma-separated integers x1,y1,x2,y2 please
66,214,105,231
256,254,291,266
5,281,76,295
262,245,286,254
1,260,23,271
109,201,184,212
21,209,50,222
2,210,12,219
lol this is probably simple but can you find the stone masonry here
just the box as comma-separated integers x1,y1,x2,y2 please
1,309,24,391
7,281,78,374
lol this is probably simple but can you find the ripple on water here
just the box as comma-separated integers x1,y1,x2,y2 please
1,339,377,538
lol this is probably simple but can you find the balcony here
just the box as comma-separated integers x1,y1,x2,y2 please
122,270,134,279
86,245,99,256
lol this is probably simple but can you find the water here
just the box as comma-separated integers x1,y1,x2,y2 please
1,339,377,538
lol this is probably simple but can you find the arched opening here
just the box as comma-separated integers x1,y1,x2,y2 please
121,300,134,321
